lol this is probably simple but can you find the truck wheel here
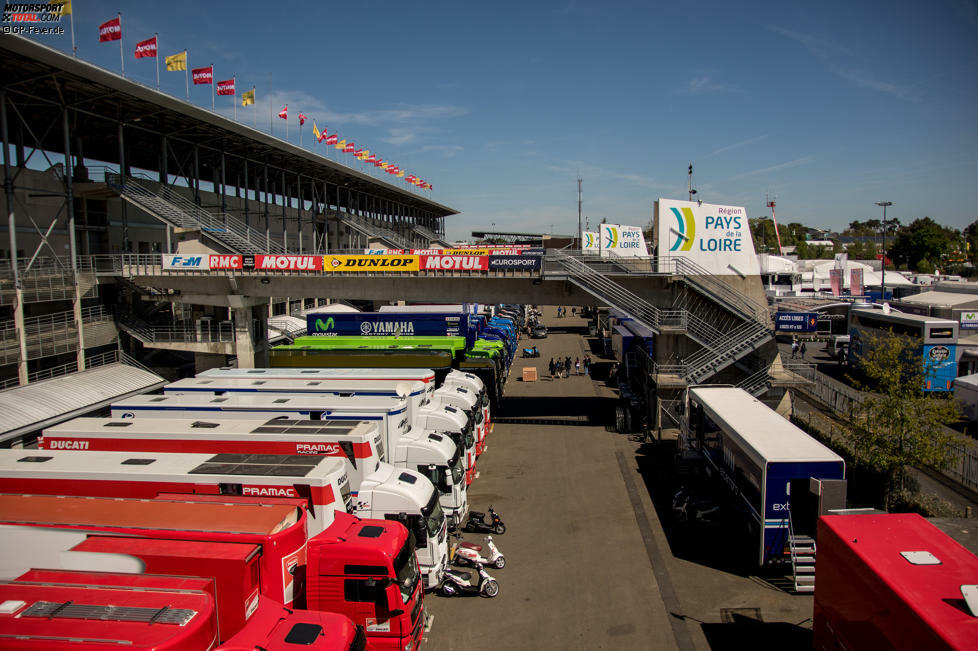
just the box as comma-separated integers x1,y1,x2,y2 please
615,406,627,433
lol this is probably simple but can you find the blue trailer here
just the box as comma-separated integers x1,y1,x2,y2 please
686,387,846,565
307,312,476,346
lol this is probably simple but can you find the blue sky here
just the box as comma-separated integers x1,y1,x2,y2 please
26,0,978,241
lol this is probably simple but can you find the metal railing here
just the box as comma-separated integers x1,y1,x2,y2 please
118,318,235,344
0,348,152,391
337,211,414,250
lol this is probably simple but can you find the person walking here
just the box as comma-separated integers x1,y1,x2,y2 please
575,358,581,376
556,359,563,378
565,356,572,378
584,355,591,376
548,357,556,381
791,339,799,359
800,341,807,359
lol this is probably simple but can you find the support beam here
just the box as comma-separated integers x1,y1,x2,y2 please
63,106,85,372
118,123,129,252
1,91,28,385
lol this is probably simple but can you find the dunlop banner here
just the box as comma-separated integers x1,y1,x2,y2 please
323,254,420,271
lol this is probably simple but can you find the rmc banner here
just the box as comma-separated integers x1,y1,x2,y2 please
655,199,760,276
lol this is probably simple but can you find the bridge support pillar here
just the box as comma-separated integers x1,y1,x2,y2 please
232,303,268,368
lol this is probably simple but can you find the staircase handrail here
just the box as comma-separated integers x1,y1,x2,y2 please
673,257,769,323
337,212,413,250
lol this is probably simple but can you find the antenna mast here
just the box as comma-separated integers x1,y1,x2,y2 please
766,193,784,256
577,176,583,243
688,163,697,201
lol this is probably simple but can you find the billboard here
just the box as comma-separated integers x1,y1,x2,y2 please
162,254,209,270
960,311,978,331
774,312,819,332
581,231,599,252
253,255,323,271
323,255,420,272
850,268,864,296
600,224,649,257
656,199,760,275
418,255,489,271
306,312,468,338
487,255,542,271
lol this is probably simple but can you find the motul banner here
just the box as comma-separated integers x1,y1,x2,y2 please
216,79,235,95
253,255,323,271
191,66,213,85
208,254,242,270
488,255,542,271
419,255,489,271
99,16,121,42
323,255,419,272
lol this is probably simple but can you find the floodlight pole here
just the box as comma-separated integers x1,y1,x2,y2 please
875,201,893,301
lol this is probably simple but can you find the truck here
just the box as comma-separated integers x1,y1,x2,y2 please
814,513,978,651
40,416,455,588
159,378,477,490
0,449,350,537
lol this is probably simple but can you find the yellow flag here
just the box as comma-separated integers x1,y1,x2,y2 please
397,170,405,177
165,51,187,72
312,122,321,140
241,88,255,107
54,0,71,15
380,162,389,169
335,139,346,151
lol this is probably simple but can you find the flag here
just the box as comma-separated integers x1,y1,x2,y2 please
134,36,157,58
165,51,187,71
406,175,416,183
54,0,71,15
360,149,370,161
380,162,389,169
344,142,355,153
367,153,377,164
298,113,307,126
335,138,346,150
216,78,235,95
278,106,288,120
397,170,405,178
312,123,322,141
241,88,255,106
325,134,338,145
192,66,213,85
354,149,363,159
99,16,121,42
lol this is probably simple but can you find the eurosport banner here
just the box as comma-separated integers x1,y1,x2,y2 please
488,255,542,271
600,224,649,257
419,255,489,271
323,254,420,272
365,247,544,255
253,255,323,271
581,231,600,252
655,199,760,276
162,254,210,270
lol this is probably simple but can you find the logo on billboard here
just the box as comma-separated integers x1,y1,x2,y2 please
359,322,372,334
669,207,696,252
358,321,416,335
312,317,335,333
929,345,950,362
163,254,209,270
603,226,618,249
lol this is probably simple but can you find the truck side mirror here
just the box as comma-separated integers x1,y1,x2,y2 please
385,584,404,615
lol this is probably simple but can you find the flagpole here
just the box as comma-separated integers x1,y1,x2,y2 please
299,120,302,147
211,64,214,109
285,107,289,140
118,13,124,76
269,99,272,135
184,50,189,99
253,87,256,128
155,33,159,89
69,6,75,57
233,76,237,120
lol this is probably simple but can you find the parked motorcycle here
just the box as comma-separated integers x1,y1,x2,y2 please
671,486,721,525
454,534,506,569
463,505,506,535
522,346,540,358
440,561,499,598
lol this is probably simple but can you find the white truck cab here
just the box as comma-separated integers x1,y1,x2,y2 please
415,404,476,485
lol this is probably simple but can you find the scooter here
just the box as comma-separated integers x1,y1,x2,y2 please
440,561,499,598
671,486,721,525
522,346,540,358
463,505,506,535
454,534,506,569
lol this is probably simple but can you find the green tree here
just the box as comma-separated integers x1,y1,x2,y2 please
964,220,978,265
847,332,966,509
889,217,954,271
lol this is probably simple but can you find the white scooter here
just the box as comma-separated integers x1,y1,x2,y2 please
440,561,499,598
454,535,506,569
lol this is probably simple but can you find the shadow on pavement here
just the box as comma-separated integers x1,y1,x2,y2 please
495,395,618,425
698,611,812,650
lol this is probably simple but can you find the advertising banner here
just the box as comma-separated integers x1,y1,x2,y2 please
960,311,978,331
600,223,649,257
323,254,419,272
253,255,323,271
307,312,467,337
581,231,600,252
488,255,542,271
655,199,760,275
829,268,843,297
207,254,243,270
418,255,489,271
850,268,864,296
162,254,210,270
774,312,819,332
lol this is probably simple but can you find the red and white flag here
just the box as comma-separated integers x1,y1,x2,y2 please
325,134,338,145
99,16,121,42
134,36,157,58
278,106,288,120
374,158,383,167
298,113,307,126
216,78,235,95
343,141,355,153
192,66,213,85
367,153,377,164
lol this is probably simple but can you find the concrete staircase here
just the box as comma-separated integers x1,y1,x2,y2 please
337,211,414,250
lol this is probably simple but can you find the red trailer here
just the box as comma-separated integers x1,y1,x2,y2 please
814,513,978,651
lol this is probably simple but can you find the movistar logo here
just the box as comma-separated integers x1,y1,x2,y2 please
314,317,335,332
603,226,618,249
669,207,696,252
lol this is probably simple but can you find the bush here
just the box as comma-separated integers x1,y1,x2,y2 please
887,488,961,518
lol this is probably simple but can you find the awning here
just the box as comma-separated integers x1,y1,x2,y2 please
0,362,165,444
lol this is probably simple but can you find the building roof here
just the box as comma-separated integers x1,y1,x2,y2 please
899,291,978,308
0,362,165,443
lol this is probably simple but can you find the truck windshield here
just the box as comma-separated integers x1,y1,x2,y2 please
448,447,463,485
339,475,353,513
421,491,445,538
473,409,484,424
393,537,419,604
463,422,474,449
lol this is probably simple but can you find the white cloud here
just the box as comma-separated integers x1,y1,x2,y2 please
674,76,740,95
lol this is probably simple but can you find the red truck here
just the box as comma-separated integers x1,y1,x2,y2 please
814,513,978,651
0,494,425,651
0,569,368,651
